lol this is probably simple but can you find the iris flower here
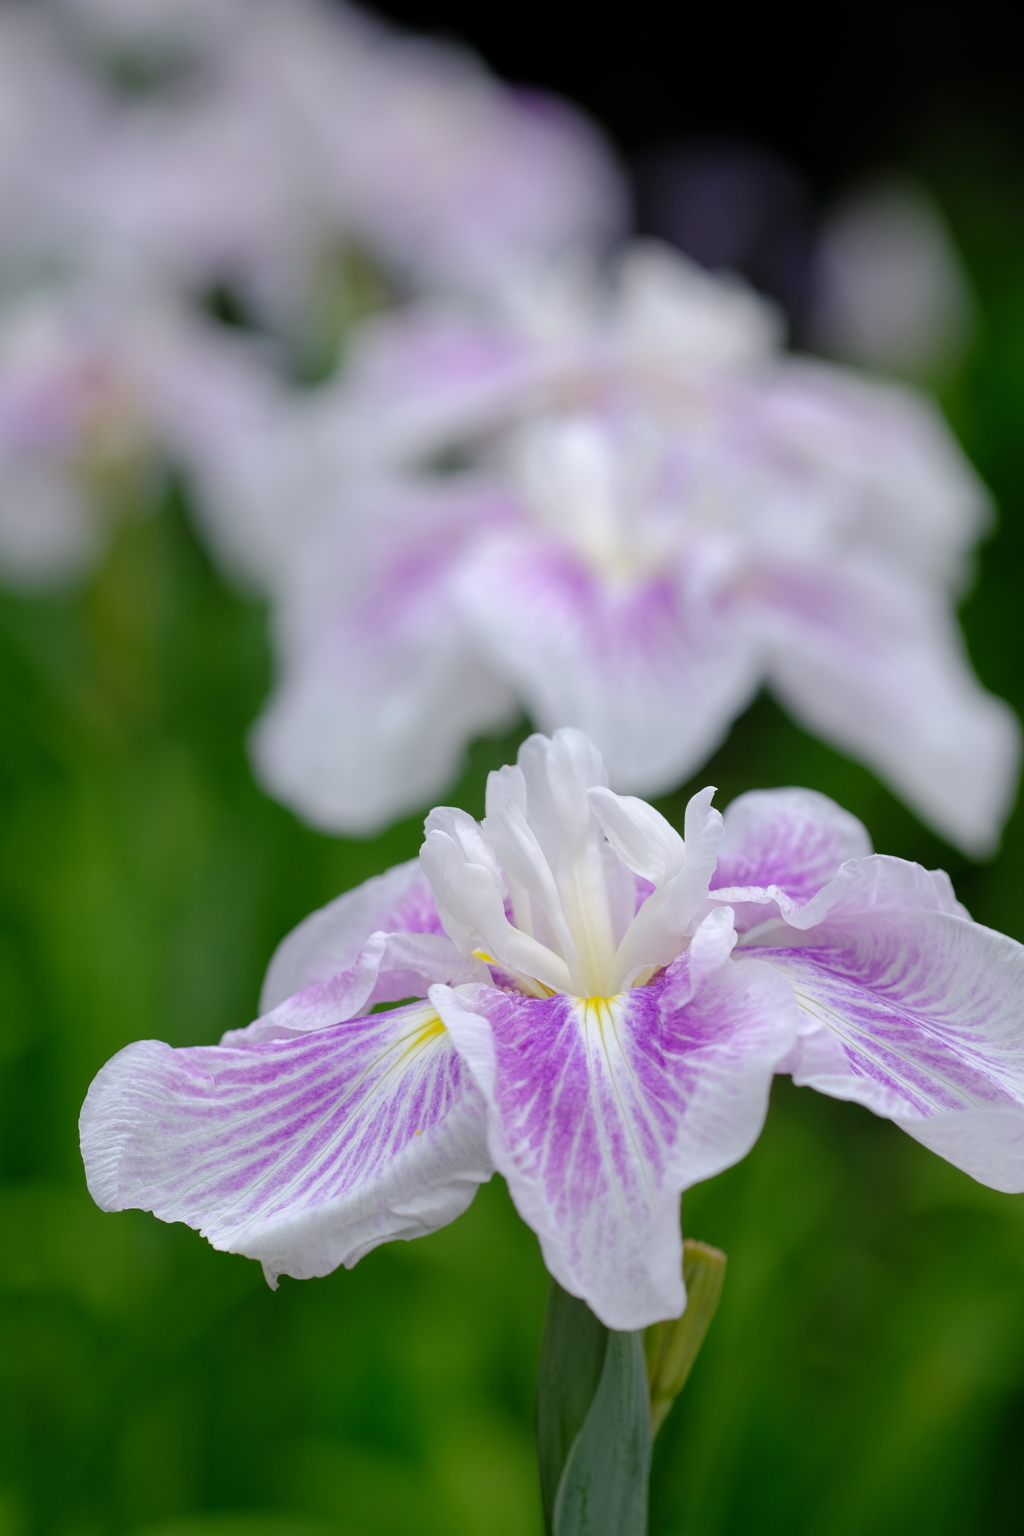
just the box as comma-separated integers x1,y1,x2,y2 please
82,730,1024,1329
246,248,1017,852
0,278,282,588
55,0,625,335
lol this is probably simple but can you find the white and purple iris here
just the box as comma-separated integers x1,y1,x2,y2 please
240,246,1019,854
0,278,285,589
52,0,625,335
81,730,1024,1330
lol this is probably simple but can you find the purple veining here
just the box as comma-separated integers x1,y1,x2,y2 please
81,732,1024,1327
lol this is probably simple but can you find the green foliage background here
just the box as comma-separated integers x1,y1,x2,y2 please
4,133,1024,1536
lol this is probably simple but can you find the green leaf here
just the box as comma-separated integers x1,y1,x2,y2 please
645,1239,727,1435
536,1281,608,1533
552,1327,652,1536
535,1280,652,1536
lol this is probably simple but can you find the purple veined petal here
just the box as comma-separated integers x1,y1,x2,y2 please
714,788,871,898
760,852,970,932
259,860,445,1012
709,787,872,930
430,949,798,1330
81,1001,493,1284
235,931,490,1047
457,532,760,799
744,910,1024,1190
251,481,521,835
758,552,1021,855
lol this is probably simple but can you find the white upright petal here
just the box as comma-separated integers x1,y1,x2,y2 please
587,787,686,886
480,801,581,972
610,789,724,983
420,810,574,993
420,808,507,950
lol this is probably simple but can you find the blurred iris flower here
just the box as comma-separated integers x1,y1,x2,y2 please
82,730,1024,1330
0,0,624,586
48,0,626,334
0,277,284,587
235,245,1017,853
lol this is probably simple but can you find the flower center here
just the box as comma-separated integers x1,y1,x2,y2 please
512,415,676,588
420,728,724,1000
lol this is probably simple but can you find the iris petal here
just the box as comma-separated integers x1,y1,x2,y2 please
81,1001,493,1284
431,944,796,1330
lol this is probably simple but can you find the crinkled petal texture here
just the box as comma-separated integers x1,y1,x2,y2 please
711,786,873,929
430,930,799,1330
753,913,1024,1190
721,832,1024,1189
457,535,760,797
252,480,520,834
81,999,493,1284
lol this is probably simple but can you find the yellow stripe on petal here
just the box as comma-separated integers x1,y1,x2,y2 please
395,1004,447,1060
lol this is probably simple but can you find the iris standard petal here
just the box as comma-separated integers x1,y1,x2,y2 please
713,787,871,902
80,1001,493,1284
747,910,1024,1189
431,945,798,1330
710,787,872,930
259,860,445,1011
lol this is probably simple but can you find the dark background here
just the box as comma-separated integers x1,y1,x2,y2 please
373,0,1024,189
